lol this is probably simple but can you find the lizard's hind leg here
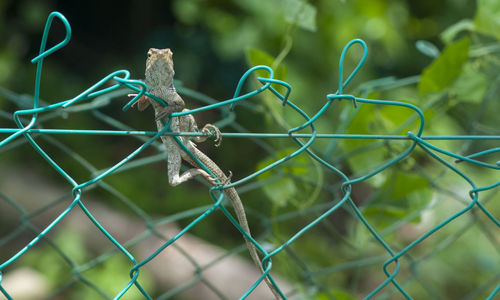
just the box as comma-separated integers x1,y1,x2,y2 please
166,145,217,186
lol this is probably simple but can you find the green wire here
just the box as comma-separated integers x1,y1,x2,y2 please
0,11,498,300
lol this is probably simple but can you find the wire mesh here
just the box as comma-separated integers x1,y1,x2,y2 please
0,11,499,300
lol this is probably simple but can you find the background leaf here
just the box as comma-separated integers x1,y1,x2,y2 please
474,0,500,40
416,40,440,58
451,65,488,104
283,0,317,32
418,37,470,94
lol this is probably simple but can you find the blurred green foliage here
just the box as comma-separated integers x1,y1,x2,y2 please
1,0,499,299
22,229,153,299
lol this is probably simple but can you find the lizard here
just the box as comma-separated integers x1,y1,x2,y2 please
129,48,282,299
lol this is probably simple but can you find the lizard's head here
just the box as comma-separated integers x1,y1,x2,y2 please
145,48,175,86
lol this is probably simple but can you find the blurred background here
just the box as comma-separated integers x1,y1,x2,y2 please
0,0,499,299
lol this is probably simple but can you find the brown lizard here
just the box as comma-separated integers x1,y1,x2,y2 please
130,48,282,299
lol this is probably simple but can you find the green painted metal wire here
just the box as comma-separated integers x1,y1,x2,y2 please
0,11,498,300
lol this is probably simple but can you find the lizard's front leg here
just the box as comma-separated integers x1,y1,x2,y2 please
155,104,184,121
155,92,185,121
128,94,150,111
181,113,222,146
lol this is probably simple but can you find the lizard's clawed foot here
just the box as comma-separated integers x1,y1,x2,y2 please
155,105,184,121
202,124,222,147
128,94,150,111
222,171,233,185
128,93,139,107
200,170,219,186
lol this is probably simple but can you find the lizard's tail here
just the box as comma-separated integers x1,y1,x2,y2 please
225,188,283,300
186,147,283,299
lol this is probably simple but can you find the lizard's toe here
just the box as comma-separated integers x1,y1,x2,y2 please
223,171,233,185
202,124,222,147
199,169,220,186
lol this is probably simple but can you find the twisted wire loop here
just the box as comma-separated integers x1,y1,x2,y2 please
0,11,499,300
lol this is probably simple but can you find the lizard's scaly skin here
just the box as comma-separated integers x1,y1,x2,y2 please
134,48,281,299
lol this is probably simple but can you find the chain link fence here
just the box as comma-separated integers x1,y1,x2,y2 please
0,12,499,300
